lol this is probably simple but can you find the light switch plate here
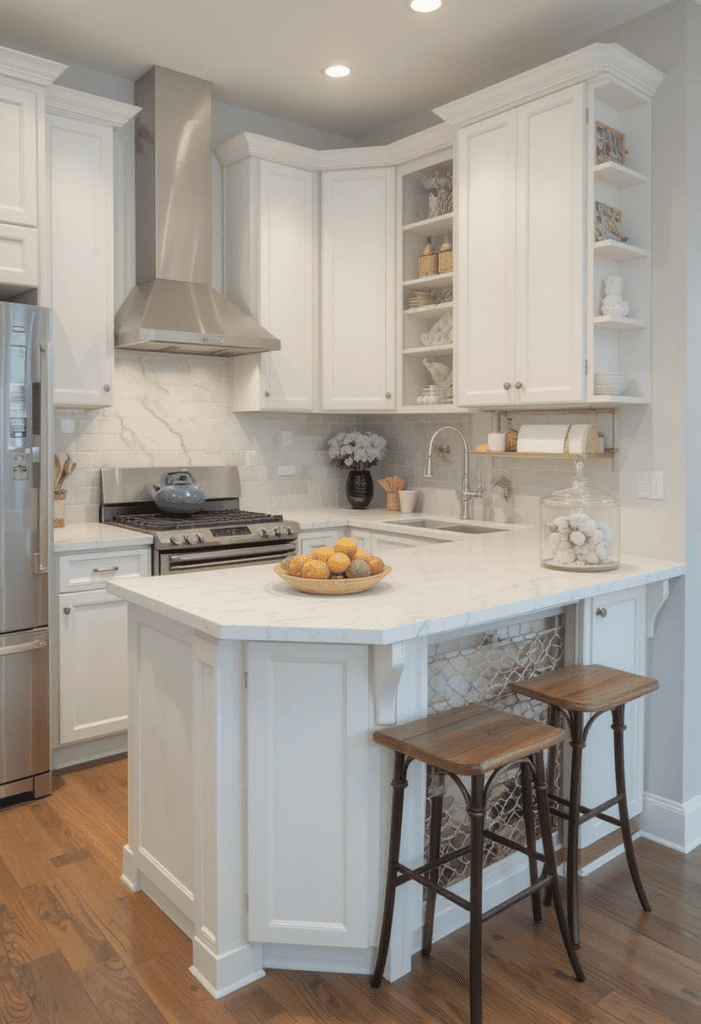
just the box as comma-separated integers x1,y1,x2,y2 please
650,471,664,500
635,471,650,499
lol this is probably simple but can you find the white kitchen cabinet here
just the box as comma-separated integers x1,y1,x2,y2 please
0,78,39,228
246,641,379,948
321,167,396,411
46,87,139,408
298,528,341,555
455,86,586,407
57,545,150,745
352,527,446,560
0,222,39,297
577,586,647,850
218,144,319,412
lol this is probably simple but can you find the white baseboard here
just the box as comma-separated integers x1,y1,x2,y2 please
640,790,701,853
262,943,375,974
52,732,127,770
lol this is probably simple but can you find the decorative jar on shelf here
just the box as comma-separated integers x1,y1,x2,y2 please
540,461,619,572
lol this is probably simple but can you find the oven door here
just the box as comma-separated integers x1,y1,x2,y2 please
158,540,296,575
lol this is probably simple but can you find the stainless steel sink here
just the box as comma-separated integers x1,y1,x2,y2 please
387,518,509,534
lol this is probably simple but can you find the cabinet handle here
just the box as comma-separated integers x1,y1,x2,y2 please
63,606,71,615
595,606,608,617
515,381,523,389
264,390,270,397
92,566,119,573
385,392,392,399
103,383,111,392
503,382,512,390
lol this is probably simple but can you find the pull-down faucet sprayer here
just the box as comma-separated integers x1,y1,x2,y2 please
424,425,482,520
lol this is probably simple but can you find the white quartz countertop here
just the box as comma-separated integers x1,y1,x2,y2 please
106,518,684,645
53,523,153,552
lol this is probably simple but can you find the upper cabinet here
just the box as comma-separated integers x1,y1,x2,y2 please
46,87,139,408
217,138,319,412
0,47,65,299
320,166,396,412
436,42,663,409
455,86,586,407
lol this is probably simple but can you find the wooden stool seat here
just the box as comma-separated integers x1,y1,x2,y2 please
509,663,658,712
373,703,565,774
509,664,659,949
371,703,584,1024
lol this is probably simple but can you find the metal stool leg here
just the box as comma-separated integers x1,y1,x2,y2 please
611,704,651,912
566,711,585,949
468,773,485,1024
371,751,409,988
520,761,542,924
422,767,445,955
543,704,561,910
531,752,586,983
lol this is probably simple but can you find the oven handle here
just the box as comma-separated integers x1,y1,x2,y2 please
163,545,295,573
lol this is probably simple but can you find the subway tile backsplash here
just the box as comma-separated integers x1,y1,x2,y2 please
54,352,619,526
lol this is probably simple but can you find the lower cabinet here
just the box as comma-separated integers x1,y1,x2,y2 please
56,546,150,744
578,586,647,847
298,528,341,555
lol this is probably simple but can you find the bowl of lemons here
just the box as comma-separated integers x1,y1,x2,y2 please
274,537,391,595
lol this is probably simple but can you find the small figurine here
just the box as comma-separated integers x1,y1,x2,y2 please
600,275,630,317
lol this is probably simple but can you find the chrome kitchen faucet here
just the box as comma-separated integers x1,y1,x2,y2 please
424,425,482,520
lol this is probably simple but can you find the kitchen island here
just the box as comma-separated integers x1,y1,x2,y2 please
108,522,684,998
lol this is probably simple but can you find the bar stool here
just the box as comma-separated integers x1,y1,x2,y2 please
370,704,585,1024
509,663,659,948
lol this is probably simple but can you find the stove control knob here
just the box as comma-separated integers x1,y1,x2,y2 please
283,526,293,537
272,527,282,537
259,527,269,538
182,534,192,544
195,533,205,544
170,535,184,545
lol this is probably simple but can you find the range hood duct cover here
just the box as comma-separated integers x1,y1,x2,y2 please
115,66,280,357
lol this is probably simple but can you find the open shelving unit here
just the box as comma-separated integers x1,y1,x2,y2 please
397,149,455,410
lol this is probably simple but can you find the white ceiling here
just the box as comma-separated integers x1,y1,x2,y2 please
0,0,673,141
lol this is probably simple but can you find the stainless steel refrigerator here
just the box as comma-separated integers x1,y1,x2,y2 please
0,301,52,800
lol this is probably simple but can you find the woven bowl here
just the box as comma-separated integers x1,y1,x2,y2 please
274,564,392,595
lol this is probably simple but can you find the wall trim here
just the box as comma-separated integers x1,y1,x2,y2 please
640,790,701,853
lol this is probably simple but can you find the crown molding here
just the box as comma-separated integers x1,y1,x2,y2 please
0,45,66,86
46,85,140,128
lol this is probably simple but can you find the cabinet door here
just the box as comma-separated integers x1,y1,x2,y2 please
321,167,396,411
456,111,517,406
579,587,647,847
47,113,115,408
0,82,38,226
298,529,340,555
515,85,586,404
0,223,38,295
58,588,129,743
247,641,377,947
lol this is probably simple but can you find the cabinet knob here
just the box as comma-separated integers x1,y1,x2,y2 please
595,606,608,617
503,382,511,391
514,381,523,389
264,390,270,397
385,392,392,399
103,383,111,392
63,606,71,615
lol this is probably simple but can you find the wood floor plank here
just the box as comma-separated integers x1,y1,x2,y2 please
0,944,42,1024
77,954,169,1024
15,950,106,1024
0,859,57,967
22,881,116,972
132,948,240,1024
0,814,60,890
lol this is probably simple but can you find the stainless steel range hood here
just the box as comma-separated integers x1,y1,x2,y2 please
115,66,280,357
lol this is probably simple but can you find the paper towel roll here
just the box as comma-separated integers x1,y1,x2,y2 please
516,424,570,454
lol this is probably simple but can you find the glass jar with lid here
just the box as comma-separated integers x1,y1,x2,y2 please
541,461,619,572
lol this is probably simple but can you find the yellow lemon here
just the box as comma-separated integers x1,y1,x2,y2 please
327,552,351,575
287,554,309,577
311,546,335,562
301,559,331,579
334,537,357,559
365,555,385,575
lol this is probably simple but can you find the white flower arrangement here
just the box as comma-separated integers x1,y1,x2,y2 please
546,511,614,568
328,430,387,471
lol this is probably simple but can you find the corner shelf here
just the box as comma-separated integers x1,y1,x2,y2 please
474,450,617,459
404,301,453,318
594,161,648,188
403,212,453,236
593,314,645,331
594,239,648,261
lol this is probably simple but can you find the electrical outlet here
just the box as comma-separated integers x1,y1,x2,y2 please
635,471,650,499
245,450,257,467
650,471,665,500
278,465,296,476
281,430,293,446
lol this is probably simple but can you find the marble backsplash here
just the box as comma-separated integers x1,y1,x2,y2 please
54,351,620,526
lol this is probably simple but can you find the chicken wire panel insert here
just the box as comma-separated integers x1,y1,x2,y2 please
426,615,565,889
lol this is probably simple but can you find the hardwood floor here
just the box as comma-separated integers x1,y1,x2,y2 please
0,755,698,1023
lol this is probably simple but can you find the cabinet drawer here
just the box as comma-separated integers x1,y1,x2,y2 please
0,223,38,295
58,548,150,592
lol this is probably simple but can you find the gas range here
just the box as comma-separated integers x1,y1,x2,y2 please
100,466,299,574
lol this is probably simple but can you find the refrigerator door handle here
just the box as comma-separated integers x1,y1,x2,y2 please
34,340,51,575
0,637,47,657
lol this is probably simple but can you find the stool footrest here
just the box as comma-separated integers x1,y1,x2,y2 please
550,791,625,827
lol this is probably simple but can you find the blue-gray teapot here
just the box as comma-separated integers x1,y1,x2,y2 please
153,471,205,515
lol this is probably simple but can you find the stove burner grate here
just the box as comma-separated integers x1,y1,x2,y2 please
112,509,283,532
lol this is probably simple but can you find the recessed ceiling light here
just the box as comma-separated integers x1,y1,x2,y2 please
323,65,351,78
408,0,444,12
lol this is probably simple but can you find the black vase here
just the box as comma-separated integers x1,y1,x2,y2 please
345,469,373,510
